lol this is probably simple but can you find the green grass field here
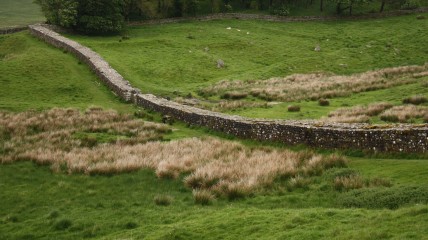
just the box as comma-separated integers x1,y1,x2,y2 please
1,159,427,239
67,14,428,120
0,31,134,112
1,11,427,240
0,0,44,28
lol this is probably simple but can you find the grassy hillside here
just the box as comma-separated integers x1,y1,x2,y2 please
0,13,427,240
68,14,428,121
0,0,44,28
69,14,428,95
0,159,427,239
0,31,134,112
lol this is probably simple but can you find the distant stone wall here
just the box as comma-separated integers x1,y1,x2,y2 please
28,24,428,153
0,27,27,35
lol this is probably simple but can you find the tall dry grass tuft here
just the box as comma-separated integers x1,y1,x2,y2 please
334,175,365,191
324,102,393,123
200,63,428,102
380,105,428,123
1,108,348,197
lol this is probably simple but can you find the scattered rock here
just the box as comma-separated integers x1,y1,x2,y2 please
339,63,348,67
217,59,225,68
204,47,210,52
314,44,321,52
226,27,231,30
162,115,174,124
247,32,250,35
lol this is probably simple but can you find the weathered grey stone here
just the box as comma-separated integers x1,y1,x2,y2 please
217,59,225,68
28,24,428,153
314,45,321,52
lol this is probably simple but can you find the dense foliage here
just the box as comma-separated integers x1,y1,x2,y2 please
34,0,125,33
34,0,426,34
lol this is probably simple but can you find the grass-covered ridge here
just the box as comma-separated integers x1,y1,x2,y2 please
69,14,428,95
0,31,134,112
0,0,44,28
67,14,428,120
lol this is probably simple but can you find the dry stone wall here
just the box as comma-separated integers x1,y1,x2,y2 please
0,26,27,35
29,24,428,153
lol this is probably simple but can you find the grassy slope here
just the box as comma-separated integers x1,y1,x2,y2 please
230,81,428,120
0,31,134,112
0,0,44,28
69,14,428,97
0,15,427,240
0,161,427,240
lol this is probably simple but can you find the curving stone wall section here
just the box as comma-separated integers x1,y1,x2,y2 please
29,24,428,153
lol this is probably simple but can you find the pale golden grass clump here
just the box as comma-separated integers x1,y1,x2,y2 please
334,175,392,191
324,102,393,123
0,107,170,166
0,108,348,198
380,105,428,123
201,63,428,102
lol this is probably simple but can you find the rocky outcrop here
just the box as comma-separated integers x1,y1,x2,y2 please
28,24,428,153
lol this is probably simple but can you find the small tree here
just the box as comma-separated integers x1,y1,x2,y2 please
329,0,370,15
184,0,199,16
34,0,125,34
34,0,78,27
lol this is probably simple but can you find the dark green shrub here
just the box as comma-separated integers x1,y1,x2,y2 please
221,92,248,100
318,98,330,106
53,219,73,230
403,95,427,105
34,0,125,34
193,190,215,205
401,0,421,9
154,195,173,206
271,5,290,16
337,186,428,209
380,114,399,123
287,105,301,112
124,221,138,229
184,0,199,16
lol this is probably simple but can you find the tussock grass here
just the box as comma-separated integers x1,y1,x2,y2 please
193,189,216,205
1,108,348,197
154,195,173,206
201,63,428,102
380,105,428,123
287,105,301,112
338,186,428,209
403,95,427,105
325,102,393,123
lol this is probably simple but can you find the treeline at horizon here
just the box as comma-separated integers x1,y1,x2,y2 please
34,0,427,33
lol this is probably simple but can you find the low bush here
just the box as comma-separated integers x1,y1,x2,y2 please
193,190,215,205
124,221,138,229
380,114,400,122
154,195,173,206
53,219,73,230
337,186,428,209
318,98,330,106
287,105,301,112
403,95,427,105
221,92,248,100
334,175,364,191
287,175,310,190
401,0,421,9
